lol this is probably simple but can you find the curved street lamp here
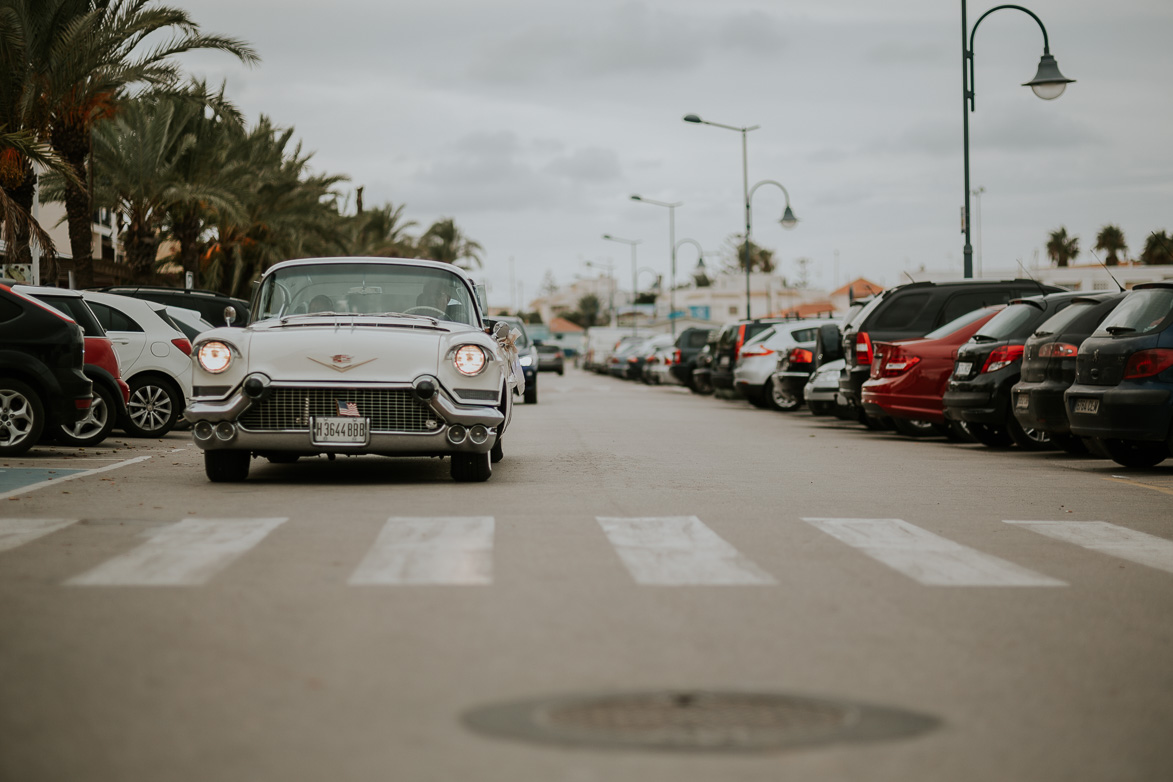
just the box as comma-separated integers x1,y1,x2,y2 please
685,114,797,319
602,234,642,337
630,194,683,335
962,2,1074,278
584,259,617,327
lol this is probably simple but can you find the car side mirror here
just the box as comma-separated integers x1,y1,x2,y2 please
491,321,511,342
224,305,237,327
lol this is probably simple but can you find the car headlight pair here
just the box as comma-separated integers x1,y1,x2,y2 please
197,341,234,373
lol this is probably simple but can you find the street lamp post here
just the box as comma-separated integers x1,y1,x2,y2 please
962,1,1074,279
630,195,683,335
971,185,985,276
602,234,642,337
684,114,798,319
584,260,617,327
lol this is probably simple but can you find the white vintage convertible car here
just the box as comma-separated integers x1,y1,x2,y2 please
184,257,520,483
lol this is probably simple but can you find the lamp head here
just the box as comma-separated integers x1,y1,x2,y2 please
780,205,798,230
602,234,613,240
1023,53,1074,100
630,194,642,201
683,114,702,123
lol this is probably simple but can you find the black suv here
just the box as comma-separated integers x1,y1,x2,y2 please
840,279,1061,424
1066,283,1173,468
668,327,714,390
94,285,250,327
0,284,93,455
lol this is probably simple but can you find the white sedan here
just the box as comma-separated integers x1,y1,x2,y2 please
184,257,520,483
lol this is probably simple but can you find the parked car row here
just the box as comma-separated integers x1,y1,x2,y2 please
588,279,1173,469
0,281,220,454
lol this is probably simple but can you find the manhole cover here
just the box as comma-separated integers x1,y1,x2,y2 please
463,690,939,753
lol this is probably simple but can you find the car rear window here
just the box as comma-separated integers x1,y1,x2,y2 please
34,294,105,337
1093,288,1173,336
973,302,1049,341
869,291,930,330
922,306,1000,340
788,327,818,343
684,330,710,348
1031,300,1103,338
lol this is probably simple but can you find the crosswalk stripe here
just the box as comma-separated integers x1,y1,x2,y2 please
349,517,494,585
1005,520,1173,575
0,518,79,553
803,518,1065,587
65,517,288,586
596,516,776,586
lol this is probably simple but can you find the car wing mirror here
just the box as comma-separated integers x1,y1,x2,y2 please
223,305,237,327
491,321,512,342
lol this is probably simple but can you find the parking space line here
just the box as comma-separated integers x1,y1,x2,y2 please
1104,475,1173,498
803,518,1065,587
1005,520,1173,575
0,456,152,500
65,517,288,586
349,517,494,585
0,518,79,554
596,516,776,586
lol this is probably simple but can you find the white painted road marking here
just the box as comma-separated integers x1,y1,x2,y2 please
0,518,78,553
596,516,776,586
66,517,288,586
349,517,494,585
1005,520,1173,575
0,455,151,500
803,518,1065,587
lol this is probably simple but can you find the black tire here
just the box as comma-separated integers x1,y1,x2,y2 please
945,420,977,443
969,421,1013,448
808,401,833,416
55,382,117,447
1099,439,1169,469
1051,433,1089,455
891,417,943,438
205,450,251,482
691,373,713,395
524,379,538,405
122,375,182,437
1007,414,1054,451
0,378,45,456
265,453,300,464
557,368,564,376
860,410,890,430
768,383,800,411
451,451,492,482
491,436,504,463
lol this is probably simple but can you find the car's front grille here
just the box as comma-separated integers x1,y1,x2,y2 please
239,387,435,432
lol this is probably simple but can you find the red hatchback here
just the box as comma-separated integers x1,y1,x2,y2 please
861,306,1003,437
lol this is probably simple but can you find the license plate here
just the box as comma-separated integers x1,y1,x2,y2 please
311,416,370,445
955,362,972,377
1072,398,1099,415
1015,393,1030,411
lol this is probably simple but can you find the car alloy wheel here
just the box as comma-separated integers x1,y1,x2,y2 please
891,417,943,438
123,376,181,437
0,380,44,456
1007,413,1054,451
56,383,116,447
769,384,801,412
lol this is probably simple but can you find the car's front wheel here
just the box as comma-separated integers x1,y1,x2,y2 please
451,451,492,482
205,450,251,482
0,379,45,457
56,382,116,447
524,379,538,404
123,375,182,437
490,436,504,463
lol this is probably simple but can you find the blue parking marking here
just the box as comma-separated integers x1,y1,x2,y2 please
0,468,86,493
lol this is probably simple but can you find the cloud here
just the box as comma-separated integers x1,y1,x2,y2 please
544,148,622,182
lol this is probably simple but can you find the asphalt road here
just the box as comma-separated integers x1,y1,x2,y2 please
2,368,1172,782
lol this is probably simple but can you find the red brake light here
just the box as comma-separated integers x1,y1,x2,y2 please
1038,342,1079,358
789,348,814,364
734,325,747,359
1123,349,1173,379
981,344,1025,373
739,344,775,359
880,350,921,378
171,337,192,356
855,331,874,365
673,349,682,364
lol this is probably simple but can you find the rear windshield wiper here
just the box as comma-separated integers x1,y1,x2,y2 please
1105,325,1136,335
1033,330,1054,338
971,334,999,343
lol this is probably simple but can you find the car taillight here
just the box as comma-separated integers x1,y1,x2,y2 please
673,349,682,364
739,345,775,358
855,331,874,365
1038,342,1079,358
1123,349,1173,379
879,348,921,378
981,344,1025,373
789,348,814,364
171,337,192,356
734,325,747,359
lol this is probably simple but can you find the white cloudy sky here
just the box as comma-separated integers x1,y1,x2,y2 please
179,0,1173,307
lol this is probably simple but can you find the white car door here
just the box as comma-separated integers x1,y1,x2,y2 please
87,299,148,371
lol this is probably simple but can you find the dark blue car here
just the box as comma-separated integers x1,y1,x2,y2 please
1065,282,1173,467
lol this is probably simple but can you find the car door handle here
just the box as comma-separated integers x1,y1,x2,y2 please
111,337,131,344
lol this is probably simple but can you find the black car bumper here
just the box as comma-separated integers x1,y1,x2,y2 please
1066,383,1173,442
1011,380,1072,434
838,365,869,407
943,369,1016,424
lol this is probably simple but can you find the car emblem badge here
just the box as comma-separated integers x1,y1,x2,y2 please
308,354,377,372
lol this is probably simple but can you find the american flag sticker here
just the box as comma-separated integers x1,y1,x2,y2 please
337,400,360,417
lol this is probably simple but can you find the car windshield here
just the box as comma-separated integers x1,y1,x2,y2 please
1093,288,1173,336
254,263,477,325
922,306,1000,341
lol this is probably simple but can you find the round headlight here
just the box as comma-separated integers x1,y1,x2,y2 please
454,344,487,376
197,341,233,373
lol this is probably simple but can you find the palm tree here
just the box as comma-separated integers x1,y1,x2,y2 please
420,217,484,269
1139,231,1173,266
0,129,67,273
24,0,258,287
723,235,776,273
1094,225,1127,266
344,202,417,257
1046,228,1079,267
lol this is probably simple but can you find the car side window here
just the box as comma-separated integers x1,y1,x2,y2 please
871,292,930,329
0,296,21,322
939,291,1002,326
89,301,144,332
789,327,817,343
